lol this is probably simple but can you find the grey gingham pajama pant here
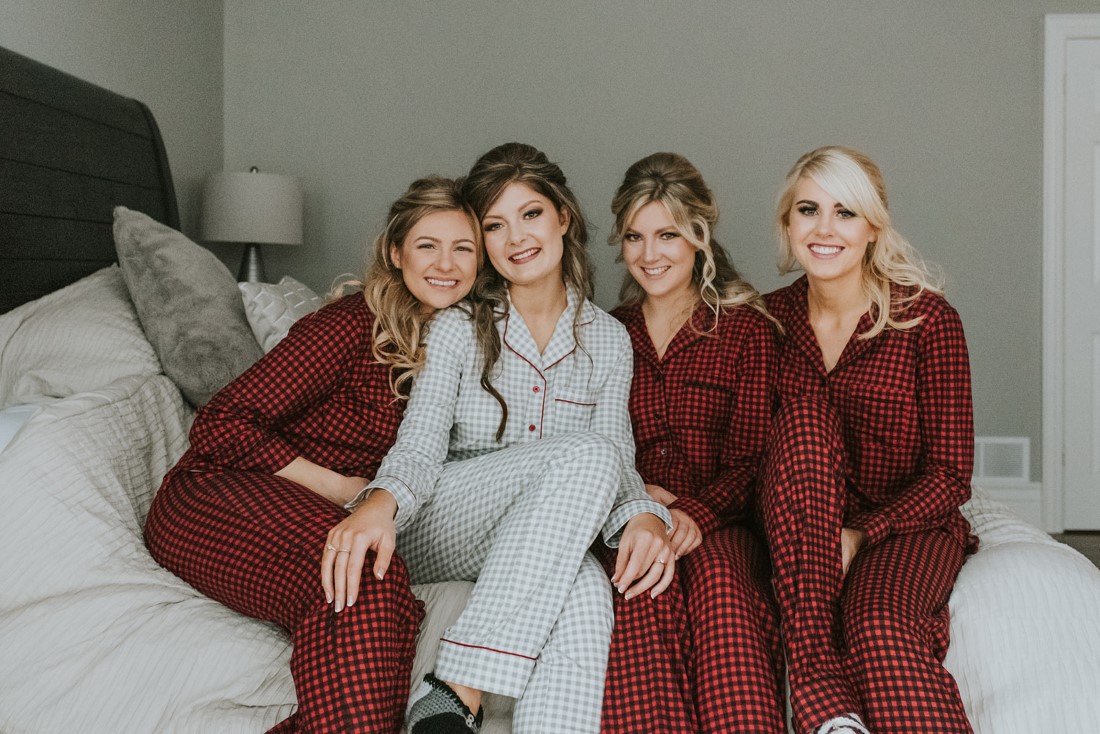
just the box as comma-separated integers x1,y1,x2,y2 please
397,431,619,733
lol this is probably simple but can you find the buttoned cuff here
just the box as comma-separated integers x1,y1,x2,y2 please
601,498,672,548
668,496,719,536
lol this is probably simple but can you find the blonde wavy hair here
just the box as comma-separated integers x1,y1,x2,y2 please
331,176,479,397
609,152,772,329
776,145,941,339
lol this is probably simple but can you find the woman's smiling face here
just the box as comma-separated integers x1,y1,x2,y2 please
390,208,479,312
785,176,877,288
621,200,696,306
480,182,568,290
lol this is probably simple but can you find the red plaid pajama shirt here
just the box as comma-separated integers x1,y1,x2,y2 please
600,301,787,733
145,293,424,734
762,276,977,734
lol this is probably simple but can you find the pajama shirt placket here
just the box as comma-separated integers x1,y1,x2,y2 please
763,277,977,734
601,302,787,734
360,291,670,733
146,295,424,734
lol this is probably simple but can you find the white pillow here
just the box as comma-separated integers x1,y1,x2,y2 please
238,276,324,352
0,267,161,408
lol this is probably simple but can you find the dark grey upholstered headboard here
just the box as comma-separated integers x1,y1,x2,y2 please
0,45,179,312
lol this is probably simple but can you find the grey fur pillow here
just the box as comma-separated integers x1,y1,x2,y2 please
112,206,263,407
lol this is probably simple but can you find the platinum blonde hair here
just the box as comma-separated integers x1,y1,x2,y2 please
776,145,941,338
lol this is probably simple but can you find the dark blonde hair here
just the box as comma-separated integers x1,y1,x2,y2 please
332,176,479,397
776,146,940,338
609,152,772,328
462,142,593,440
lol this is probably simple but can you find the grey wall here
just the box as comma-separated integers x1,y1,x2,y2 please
4,1,1091,482
0,0,224,236
224,1,1100,482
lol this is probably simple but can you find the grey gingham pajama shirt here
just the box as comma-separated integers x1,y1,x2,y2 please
356,290,670,733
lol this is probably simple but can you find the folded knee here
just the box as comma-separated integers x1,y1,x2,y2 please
555,431,619,467
843,602,924,653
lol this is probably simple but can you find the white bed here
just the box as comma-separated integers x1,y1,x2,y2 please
1,43,1098,734
2,270,1099,734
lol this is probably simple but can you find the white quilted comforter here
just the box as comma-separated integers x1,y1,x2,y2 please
0,375,1097,732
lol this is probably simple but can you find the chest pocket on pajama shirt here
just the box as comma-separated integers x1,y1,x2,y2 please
553,390,597,433
672,380,734,432
838,384,912,450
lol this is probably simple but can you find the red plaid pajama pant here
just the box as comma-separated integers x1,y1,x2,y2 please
598,524,786,733
761,396,972,734
145,468,424,733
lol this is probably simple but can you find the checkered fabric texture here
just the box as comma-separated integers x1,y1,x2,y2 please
181,294,405,479
366,293,669,733
363,291,668,544
397,434,617,730
146,294,424,733
599,303,786,733
761,278,977,734
765,278,976,550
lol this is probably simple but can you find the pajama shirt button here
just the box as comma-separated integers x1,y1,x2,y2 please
528,424,536,432
532,386,540,393
659,448,668,456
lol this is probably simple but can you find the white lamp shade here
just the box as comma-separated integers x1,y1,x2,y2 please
200,171,303,245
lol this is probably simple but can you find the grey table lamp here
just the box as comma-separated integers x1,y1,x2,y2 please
200,167,304,283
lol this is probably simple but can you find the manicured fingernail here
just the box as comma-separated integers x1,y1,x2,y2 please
616,585,625,593
376,570,385,580
334,602,343,613
325,592,333,603
624,591,635,600
610,575,618,584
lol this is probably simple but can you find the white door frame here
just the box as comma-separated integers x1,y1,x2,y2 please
1043,14,1100,533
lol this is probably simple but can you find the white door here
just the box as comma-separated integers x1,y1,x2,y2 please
1063,36,1100,529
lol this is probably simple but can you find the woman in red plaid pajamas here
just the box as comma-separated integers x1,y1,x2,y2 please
763,146,977,734
597,152,786,733
145,177,481,733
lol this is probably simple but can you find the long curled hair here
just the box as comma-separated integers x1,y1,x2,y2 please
462,142,593,440
609,152,772,329
332,176,479,397
776,146,941,338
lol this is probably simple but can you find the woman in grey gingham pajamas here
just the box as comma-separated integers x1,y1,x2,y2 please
327,143,673,734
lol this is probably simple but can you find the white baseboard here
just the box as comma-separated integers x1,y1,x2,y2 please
979,482,1043,528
